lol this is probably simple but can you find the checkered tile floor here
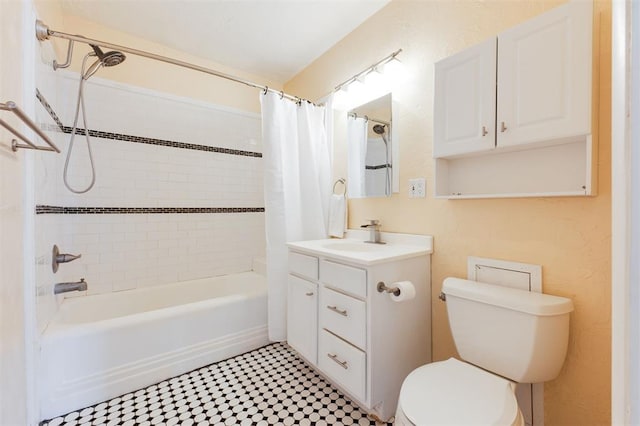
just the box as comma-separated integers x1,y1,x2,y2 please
41,342,390,425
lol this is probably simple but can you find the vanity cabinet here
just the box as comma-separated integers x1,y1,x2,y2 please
287,252,319,364
287,234,433,422
433,1,595,198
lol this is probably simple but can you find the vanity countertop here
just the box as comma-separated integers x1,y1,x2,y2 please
287,230,433,266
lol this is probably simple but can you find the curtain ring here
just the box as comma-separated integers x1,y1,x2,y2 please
364,115,369,122
279,91,284,100
296,97,302,106
262,86,268,95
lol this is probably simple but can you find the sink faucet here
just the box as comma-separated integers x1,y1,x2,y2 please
54,278,88,294
361,219,385,244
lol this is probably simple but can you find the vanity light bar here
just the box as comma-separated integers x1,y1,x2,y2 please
333,49,403,92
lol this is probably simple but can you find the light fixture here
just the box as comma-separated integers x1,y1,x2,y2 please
381,57,405,80
332,49,403,110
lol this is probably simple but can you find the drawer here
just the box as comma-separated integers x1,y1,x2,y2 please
289,251,319,280
318,329,366,402
320,260,367,298
320,287,366,350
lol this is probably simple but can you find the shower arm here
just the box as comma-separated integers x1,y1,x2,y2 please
35,20,311,105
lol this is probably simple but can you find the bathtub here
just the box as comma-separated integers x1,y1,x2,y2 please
39,271,268,420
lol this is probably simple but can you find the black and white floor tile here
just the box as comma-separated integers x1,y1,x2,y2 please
41,342,391,426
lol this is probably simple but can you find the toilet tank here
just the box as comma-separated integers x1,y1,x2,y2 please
442,277,574,383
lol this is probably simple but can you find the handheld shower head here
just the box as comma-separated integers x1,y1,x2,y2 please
372,124,386,135
83,45,126,80
373,124,389,146
90,44,126,67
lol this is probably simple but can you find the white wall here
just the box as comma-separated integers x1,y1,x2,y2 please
34,70,266,331
0,1,37,424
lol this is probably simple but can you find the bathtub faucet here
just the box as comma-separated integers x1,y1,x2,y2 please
54,278,88,294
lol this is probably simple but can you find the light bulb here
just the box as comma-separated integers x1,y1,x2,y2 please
364,67,390,97
346,78,367,106
382,57,406,80
332,88,349,110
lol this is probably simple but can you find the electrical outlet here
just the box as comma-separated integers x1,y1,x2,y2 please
408,178,426,198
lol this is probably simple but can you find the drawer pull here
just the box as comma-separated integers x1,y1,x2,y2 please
305,292,314,296
327,305,348,316
327,353,348,369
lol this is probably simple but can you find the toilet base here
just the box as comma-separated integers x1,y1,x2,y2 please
394,404,525,426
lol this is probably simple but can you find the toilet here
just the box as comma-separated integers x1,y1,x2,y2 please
395,277,574,426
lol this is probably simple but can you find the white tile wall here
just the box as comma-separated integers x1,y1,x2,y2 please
34,65,265,329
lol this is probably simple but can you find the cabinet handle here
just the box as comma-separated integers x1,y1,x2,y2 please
305,292,314,296
327,305,348,316
500,121,508,132
327,353,349,369
482,126,488,136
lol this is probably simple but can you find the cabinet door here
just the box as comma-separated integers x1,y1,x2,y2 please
497,1,591,148
287,275,318,364
433,38,497,158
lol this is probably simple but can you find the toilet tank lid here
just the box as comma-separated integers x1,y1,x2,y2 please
443,278,574,316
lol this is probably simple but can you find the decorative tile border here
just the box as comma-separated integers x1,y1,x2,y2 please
366,164,392,170
36,205,265,215
35,89,262,158
36,89,64,129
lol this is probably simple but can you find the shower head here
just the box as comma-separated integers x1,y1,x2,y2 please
373,123,389,146
373,124,386,135
83,45,126,80
90,44,126,67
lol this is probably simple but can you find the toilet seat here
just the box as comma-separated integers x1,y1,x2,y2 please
398,358,522,426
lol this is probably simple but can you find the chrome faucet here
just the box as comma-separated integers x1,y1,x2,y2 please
361,219,385,244
54,278,88,294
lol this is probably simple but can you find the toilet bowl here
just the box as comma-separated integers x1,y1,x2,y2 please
395,358,524,426
395,277,573,426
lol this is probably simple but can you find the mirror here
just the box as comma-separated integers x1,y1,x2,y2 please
346,93,395,198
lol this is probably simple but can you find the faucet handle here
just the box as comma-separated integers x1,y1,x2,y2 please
52,244,82,273
361,219,380,228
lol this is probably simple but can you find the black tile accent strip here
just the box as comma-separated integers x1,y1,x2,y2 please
36,89,64,130
366,163,392,170
35,89,263,158
35,205,265,215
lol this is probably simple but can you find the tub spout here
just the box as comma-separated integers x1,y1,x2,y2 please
54,278,87,294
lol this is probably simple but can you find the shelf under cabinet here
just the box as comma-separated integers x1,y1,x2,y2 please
434,136,595,199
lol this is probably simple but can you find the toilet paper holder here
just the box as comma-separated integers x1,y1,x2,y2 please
377,281,401,297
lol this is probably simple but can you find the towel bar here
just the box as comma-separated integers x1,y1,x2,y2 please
0,101,60,153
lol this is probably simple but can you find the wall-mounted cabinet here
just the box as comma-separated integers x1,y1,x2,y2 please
433,1,595,198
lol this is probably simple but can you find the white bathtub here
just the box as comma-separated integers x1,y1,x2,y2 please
39,271,268,420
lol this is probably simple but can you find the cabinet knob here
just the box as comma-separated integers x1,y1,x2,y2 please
305,292,314,296
482,126,489,137
500,121,508,132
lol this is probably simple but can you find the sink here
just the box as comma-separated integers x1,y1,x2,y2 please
321,241,388,252
288,235,433,265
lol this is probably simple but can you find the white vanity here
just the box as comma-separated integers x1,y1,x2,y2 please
286,230,433,422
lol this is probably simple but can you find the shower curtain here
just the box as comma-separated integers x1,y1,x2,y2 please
347,116,368,197
261,91,332,341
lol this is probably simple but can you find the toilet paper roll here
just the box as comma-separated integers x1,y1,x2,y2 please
390,281,416,302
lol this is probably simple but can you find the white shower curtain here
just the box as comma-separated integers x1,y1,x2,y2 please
261,91,332,341
347,116,368,197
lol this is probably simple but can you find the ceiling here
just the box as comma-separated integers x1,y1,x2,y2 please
60,0,390,83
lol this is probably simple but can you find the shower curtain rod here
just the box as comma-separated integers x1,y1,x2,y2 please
347,112,390,126
35,20,313,105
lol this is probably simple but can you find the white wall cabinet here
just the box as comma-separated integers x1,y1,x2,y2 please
433,38,497,158
287,234,432,422
434,1,594,198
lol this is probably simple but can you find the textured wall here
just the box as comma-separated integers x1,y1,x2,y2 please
285,1,612,424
